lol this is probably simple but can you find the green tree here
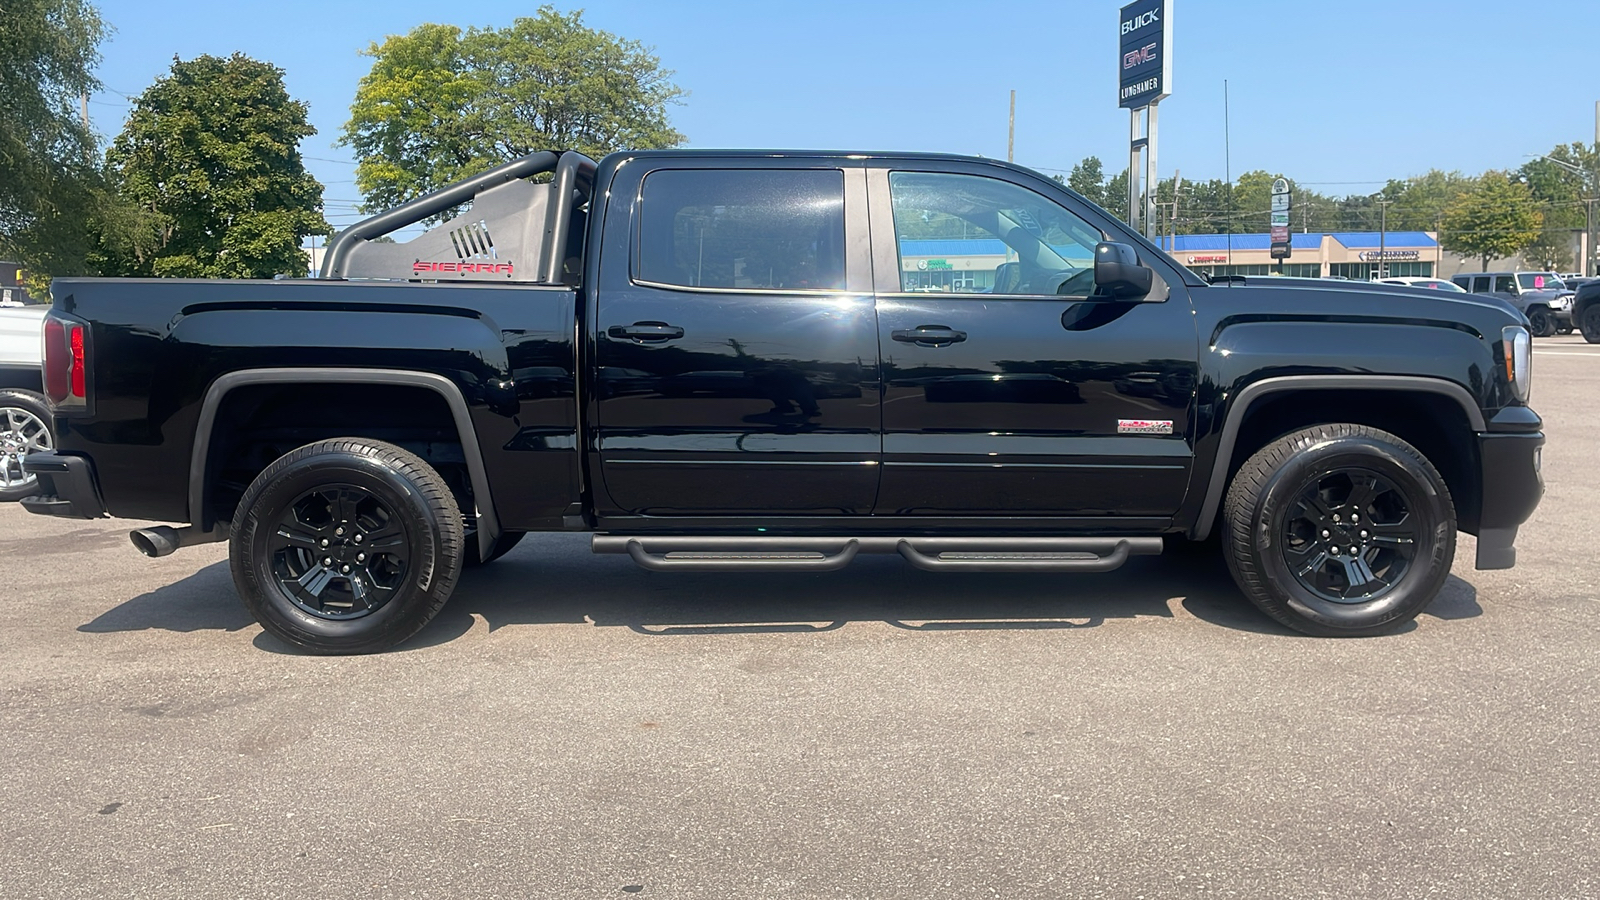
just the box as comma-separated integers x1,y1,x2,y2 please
1066,156,1108,208
343,7,686,217
1105,168,1129,219
1518,149,1596,272
1440,171,1543,271
0,0,106,281
1377,170,1475,233
102,53,328,278
1521,228,1573,272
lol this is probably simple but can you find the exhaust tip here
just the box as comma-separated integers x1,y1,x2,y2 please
130,527,178,558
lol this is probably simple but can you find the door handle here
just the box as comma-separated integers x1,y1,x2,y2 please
892,326,967,346
608,322,685,342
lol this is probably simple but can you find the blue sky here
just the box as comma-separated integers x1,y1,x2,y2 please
87,0,1600,230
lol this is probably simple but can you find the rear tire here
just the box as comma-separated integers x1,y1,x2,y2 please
1527,307,1554,337
0,389,54,502
230,438,464,654
1221,424,1455,637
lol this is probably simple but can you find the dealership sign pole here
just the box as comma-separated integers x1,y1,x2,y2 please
1120,0,1172,240
1270,178,1292,263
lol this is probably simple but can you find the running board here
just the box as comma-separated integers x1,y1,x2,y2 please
591,535,1163,573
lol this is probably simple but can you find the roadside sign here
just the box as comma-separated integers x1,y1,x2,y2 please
1270,178,1293,260
1118,0,1173,109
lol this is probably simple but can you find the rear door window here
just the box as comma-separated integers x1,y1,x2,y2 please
634,168,846,292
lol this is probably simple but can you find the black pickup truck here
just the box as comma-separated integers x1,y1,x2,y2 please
22,150,1545,653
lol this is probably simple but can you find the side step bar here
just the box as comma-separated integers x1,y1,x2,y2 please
591,535,1163,573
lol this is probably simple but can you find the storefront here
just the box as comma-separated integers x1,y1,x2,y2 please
1162,232,1440,280
893,233,1439,290
0,262,34,306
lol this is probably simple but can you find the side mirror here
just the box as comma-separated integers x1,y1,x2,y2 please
1094,242,1153,299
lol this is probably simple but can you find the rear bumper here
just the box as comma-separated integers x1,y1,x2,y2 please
1473,431,1544,570
19,452,107,519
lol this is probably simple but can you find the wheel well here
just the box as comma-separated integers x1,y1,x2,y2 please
203,383,473,529
1222,389,1482,534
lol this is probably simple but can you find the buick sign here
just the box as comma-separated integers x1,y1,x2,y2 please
1119,0,1173,109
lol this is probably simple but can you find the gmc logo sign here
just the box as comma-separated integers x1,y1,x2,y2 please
1123,43,1158,69
413,261,514,275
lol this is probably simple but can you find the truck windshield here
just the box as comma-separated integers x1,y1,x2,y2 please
1518,273,1564,291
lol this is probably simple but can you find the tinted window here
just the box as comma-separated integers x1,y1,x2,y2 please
888,171,1102,296
1494,275,1516,293
1518,273,1563,290
635,169,846,291
1471,276,1491,293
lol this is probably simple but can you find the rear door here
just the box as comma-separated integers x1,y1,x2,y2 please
866,162,1199,519
590,159,881,516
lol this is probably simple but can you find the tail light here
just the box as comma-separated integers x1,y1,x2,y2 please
42,313,88,412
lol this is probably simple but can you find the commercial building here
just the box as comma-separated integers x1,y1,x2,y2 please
0,262,35,306
895,232,1442,289
1158,232,1442,280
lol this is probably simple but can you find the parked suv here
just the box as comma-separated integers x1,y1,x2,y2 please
1451,271,1574,336
1575,279,1600,343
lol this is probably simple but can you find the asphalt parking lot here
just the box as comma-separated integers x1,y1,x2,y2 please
2,336,1597,899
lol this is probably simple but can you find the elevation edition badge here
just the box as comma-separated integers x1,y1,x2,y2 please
1118,419,1174,435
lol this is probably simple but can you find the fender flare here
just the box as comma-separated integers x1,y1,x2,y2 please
189,367,500,559
1191,375,1485,541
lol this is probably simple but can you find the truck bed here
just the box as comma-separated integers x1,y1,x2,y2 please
50,277,581,528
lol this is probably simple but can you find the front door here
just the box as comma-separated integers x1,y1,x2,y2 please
867,164,1198,520
591,162,880,516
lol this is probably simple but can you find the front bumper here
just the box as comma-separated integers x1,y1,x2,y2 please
1473,431,1544,569
19,451,107,519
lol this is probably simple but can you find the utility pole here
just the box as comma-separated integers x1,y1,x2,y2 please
80,92,89,131
1580,196,1593,275
1008,90,1015,163
1171,170,1182,252
1377,199,1391,280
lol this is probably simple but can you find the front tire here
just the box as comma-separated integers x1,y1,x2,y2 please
1221,424,1455,636
1581,303,1600,344
230,438,464,654
0,389,54,502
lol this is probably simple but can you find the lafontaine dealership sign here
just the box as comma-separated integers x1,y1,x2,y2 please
1119,0,1172,109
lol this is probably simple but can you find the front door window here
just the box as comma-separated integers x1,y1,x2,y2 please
888,172,1103,298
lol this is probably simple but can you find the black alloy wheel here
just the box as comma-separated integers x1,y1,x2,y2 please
230,438,464,654
1279,468,1417,604
268,486,411,619
1527,307,1554,337
1222,424,1456,636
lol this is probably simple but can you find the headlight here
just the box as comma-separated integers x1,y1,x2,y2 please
1503,325,1532,403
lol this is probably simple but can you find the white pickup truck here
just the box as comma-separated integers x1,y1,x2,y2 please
0,306,52,500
